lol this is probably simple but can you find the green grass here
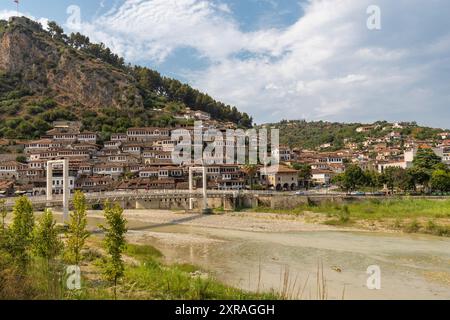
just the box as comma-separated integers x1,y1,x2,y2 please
403,219,421,233
249,198,450,236
423,220,450,237
332,199,450,220
251,198,450,220
121,244,278,300
0,241,279,300
125,243,163,259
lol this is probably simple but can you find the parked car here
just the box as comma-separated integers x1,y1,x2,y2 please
293,191,305,196
350,191,366,196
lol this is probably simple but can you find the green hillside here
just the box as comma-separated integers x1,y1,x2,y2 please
0,17,252,140
262,120,446,150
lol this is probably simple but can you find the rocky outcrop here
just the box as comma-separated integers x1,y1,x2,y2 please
0,17,142,111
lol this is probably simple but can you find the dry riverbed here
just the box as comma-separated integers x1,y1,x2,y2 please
100,209,448,236
84,209,363,236
42,209,450,299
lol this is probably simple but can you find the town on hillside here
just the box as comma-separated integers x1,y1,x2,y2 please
0,117,449,198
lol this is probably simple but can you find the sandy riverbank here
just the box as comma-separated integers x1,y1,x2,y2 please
27,208,450,299
84,209,374,248
16,209,362,247
89,209,352,233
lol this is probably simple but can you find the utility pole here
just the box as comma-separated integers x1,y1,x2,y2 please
14,0,19,16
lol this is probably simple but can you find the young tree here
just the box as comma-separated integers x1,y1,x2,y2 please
0,199,7,232
0,200,8,255
242,164,258,189
33,209,63,268
100,202,127,300
8,197,35,268
65,191,89,265
293,164,312,189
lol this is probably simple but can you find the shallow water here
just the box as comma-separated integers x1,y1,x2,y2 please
46,211,450,300
126,223,450,300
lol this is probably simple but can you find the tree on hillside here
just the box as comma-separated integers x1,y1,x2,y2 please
413,148,442,170
68,32,90,49
100,202,127,300
8,197,34,268
47,21,65,42
65,191,89,265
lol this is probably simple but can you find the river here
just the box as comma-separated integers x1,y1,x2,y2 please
54,210,450,300
121,221,450,300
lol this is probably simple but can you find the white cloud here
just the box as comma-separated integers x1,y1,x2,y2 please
0,10,49,28
72,0,247,63
4,0,450,127
215,2,232,14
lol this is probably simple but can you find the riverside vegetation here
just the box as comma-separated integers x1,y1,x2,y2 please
0,192,278,300
249,198,450,237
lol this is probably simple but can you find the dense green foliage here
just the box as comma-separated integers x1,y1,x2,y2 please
412,148,442,170
0,195,277,300
7,197,35,268
250,199,450,236
100,202,127,299
264,120,444,150
132,66,252,127
32,209,63,267
332,148,450,193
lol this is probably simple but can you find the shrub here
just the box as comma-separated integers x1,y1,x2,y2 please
125,244,162,259
425,220,450,237
393,218,403,229
404,220,421,233
338,205,350,223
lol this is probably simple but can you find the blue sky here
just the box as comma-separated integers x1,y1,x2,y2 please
1,0,450,128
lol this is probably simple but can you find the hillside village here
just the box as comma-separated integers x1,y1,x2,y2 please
0,17,449,198
0,115,449,197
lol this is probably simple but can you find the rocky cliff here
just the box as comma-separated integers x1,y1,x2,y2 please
0,17,142,111
0,17,252,140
